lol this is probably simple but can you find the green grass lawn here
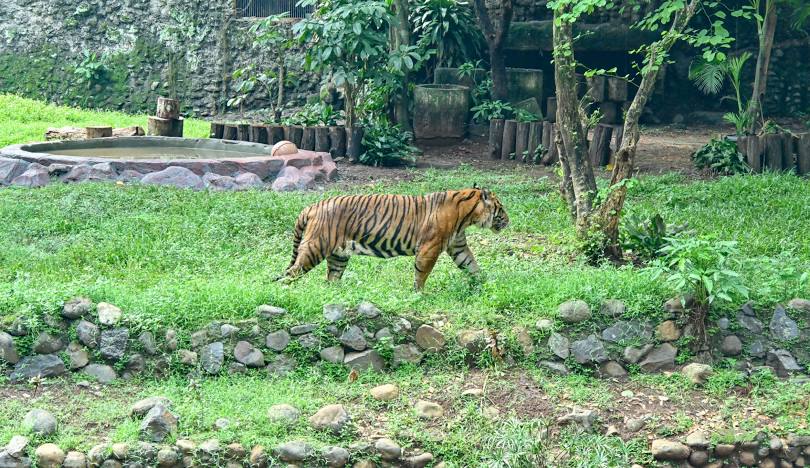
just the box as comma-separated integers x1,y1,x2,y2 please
1,169,808,336
0,94,209,147
2,96,810,466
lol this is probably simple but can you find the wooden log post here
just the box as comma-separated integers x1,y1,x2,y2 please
541,122,552,163
488,119,505,160
86,126,113,139
267,125,284,145
546,97,557,123
314,126,330,152
744,135,764,173
156,97,180,120
542,123,559,165
586,76,606,103
346,126,365,163
797,133,810,175
515,122,530,162
284,125,304,147
147,117,183,137
763,134,785,171
210,122,225,139
501,120,517,160
301,127,315,150
607,77,628,102
598,101,619,125
589,124,614,167
236,123,250,141
223,124,238,141
249,124,268,144
782,133,796,170
528,122,542,164
329,126,347,158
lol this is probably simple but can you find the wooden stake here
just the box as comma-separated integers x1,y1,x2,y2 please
86,126,112,139
515,122,530,162
346,126,365,163
268,125,285,145
156,97,180,120
249,124,268,144
501,120,517,160
797,133,810,175
528,122,542,164
223,124,238,141
589,124,614,167
314,126,330,152
210,122,225,139
488,119,505,160
301,127,315,150
329,126,347,158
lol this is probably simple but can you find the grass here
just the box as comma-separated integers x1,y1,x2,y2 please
0,94,209,147
1,170,808,337
2,96,810,465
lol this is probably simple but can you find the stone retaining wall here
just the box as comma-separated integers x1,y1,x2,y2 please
0,0,320,117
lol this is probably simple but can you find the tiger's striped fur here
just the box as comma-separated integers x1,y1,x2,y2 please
281,188,509,290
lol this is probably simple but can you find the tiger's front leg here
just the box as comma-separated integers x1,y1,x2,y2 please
446,232,480,275
414,240,443,291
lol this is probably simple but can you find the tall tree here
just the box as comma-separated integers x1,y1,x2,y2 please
550,0,702,259
471,0,513,101
390,0,413,132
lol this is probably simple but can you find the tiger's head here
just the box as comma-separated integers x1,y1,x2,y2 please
472,187,510,232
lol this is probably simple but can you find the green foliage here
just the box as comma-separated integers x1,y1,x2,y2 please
295,0,422,128
282,102,343,126
359,117,419,166
73,51,107,88
471,100,514,123
648,238,749,308
514,108,541,123
620,213,688,261
411,0,484,71
691,138,749,175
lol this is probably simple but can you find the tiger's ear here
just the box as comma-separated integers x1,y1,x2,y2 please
481,188,490,200
473,182,479,190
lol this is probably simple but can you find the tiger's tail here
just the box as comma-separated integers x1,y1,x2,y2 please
275,208,311,281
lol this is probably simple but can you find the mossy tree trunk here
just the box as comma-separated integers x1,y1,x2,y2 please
553,0,700,259
472,0,513,101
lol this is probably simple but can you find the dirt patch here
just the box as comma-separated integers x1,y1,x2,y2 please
333,124,724,187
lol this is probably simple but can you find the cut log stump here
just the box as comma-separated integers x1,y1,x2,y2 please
147,117,183,137
501,120,517,160
329,126,347,158
488,119,505,160
156,97,180,120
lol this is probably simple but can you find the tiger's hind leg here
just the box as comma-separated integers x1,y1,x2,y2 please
326,253,350,281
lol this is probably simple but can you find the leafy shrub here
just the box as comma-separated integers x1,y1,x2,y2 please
691,138,749,175
283,102,343,126
360,118,418,167
411,0,484,71
471,100,514,123
515,108,541,123
621,213,689,261
648,237,749,309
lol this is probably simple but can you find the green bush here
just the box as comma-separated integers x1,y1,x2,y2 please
620,213,689,261
691,138,749,175
359,118,418,166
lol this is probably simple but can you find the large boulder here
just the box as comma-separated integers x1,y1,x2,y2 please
0,157,30,184
140,405,178,442
202,172,238,191
99,328,129,360
62,297,92,319
570,334,608,364
62,164,115,183
10,354,66,382
558,300,592,323
639,343,677,372
76,320,100,348
651,439,690,461
339,325,367,351
233,341,265,368
548,333,570,359
11,163,50,188
0,331,19,364
309,404,349,434
141,166,204,190
22,409,58,436
770,305,799,341
83,364,117,384
415,325,446,351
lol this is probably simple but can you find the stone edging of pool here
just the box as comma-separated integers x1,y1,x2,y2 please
0,137,337,191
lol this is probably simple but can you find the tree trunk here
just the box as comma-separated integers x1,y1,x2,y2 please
594,0,700,259
747,0,777,134
391,0,413,133
472,0,513,102
552,15,596,235
551,0,699,258
275,64,285,122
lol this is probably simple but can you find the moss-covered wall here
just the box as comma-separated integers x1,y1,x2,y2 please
0,0,319,117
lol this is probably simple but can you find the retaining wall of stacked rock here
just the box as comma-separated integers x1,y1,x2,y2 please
2,297,808,389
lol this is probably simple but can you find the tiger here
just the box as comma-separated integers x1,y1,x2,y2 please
279,187,510,290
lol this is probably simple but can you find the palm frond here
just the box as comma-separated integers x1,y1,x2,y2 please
688,59,726,95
